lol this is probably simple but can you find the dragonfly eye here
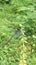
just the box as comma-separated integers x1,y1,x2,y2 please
14,27,21,34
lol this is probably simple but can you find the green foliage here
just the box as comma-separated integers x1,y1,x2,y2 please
0,0,36,65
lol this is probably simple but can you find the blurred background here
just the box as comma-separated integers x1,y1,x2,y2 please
0,0,36,65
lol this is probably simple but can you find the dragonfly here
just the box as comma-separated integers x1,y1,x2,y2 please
5,27,21,44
